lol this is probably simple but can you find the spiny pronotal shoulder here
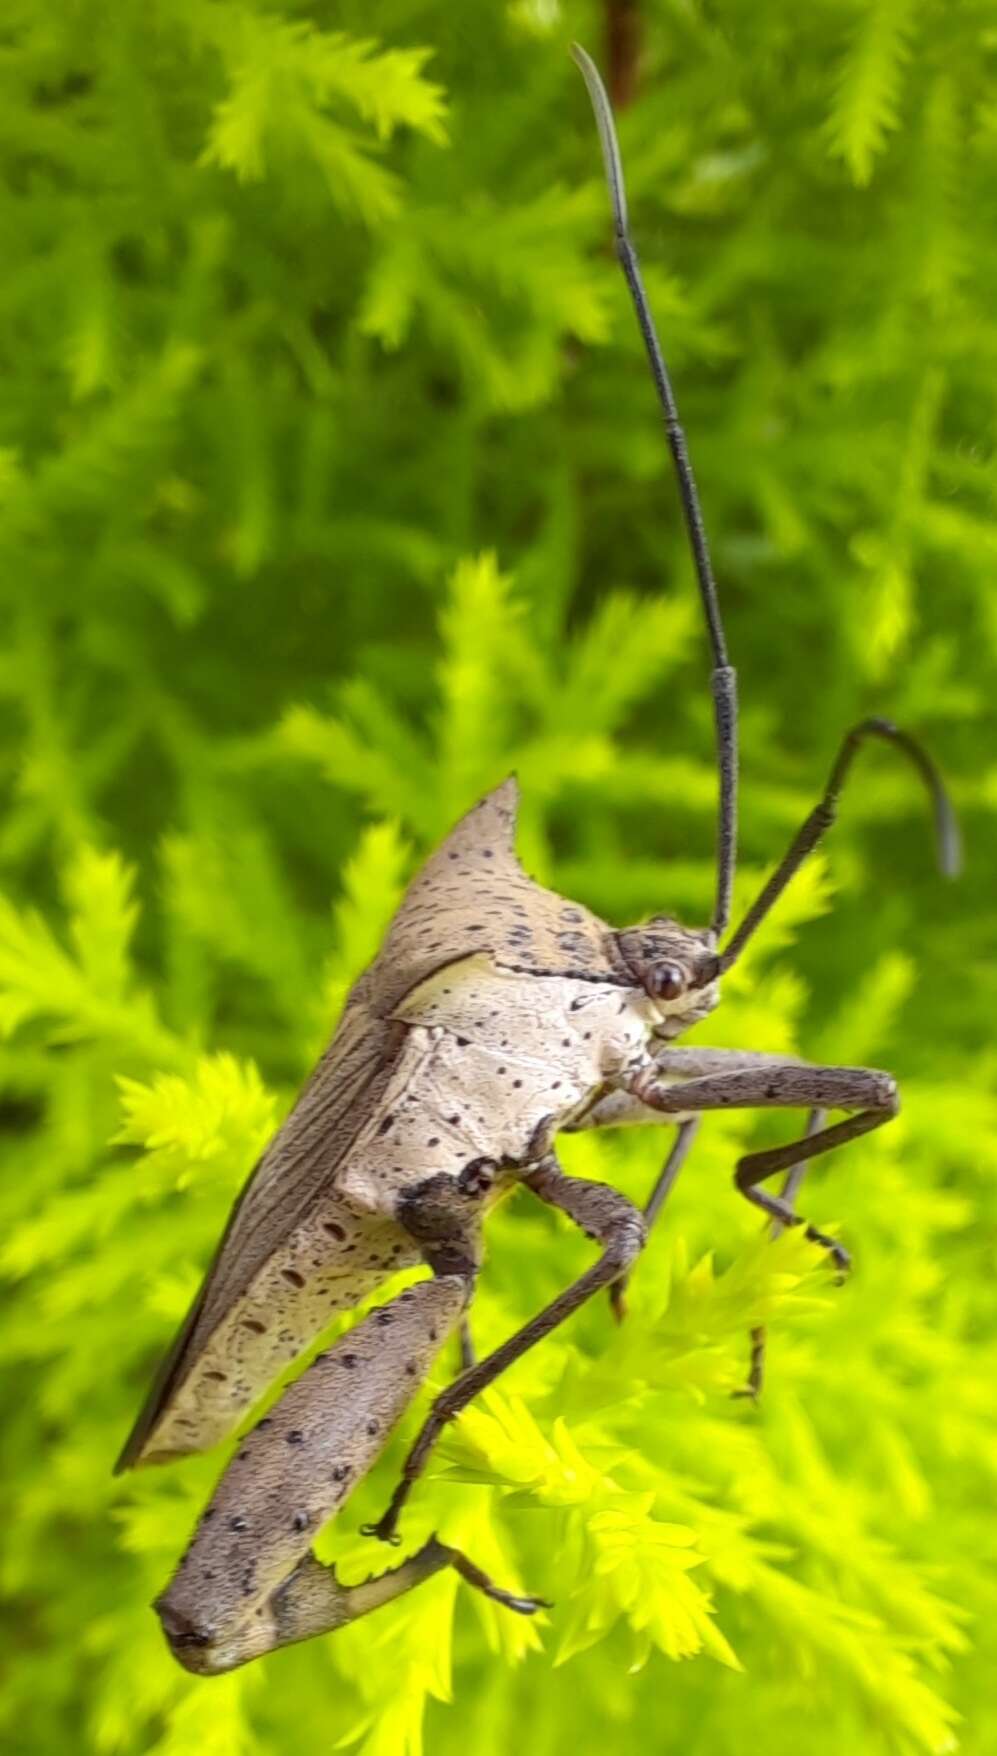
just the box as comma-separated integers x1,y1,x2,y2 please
369,778,632,1015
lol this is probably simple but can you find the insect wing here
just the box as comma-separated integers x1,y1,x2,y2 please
114,978,401,1471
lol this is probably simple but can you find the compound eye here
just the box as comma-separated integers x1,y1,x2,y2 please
648,962,685,1002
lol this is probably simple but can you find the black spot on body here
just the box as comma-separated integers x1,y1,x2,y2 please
282,1268,305,1288
323,1221,346,1241
229,1516,248,1532
292,1511,310,1532
341,1354,357,1368
241,1318,266,1335
286,1430,305,1445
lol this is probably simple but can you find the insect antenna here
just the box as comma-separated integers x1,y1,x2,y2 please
718,717,961,973
572,42,738,939
573,46,960,973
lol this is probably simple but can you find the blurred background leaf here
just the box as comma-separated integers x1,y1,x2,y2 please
1,2,995,1753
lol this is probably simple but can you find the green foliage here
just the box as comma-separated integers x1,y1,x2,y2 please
1,3,995,1754
825,0,916,186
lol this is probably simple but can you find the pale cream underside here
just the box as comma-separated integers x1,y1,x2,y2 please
148,960,659,1460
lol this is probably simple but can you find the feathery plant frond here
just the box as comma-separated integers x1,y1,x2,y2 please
194,6,447,219
825,0,918,186
0,4,994,1756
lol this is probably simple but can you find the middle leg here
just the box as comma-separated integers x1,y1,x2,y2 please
610,1119,701,1320
735,1106,826,1399
364,1156,646,1544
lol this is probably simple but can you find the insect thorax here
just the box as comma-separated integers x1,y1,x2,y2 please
333,955,654,1210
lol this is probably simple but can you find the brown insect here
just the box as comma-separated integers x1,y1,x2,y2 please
116,46,958,1674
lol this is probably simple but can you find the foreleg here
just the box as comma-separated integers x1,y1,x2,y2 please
623,1056,898,1271
568,1046,823,1319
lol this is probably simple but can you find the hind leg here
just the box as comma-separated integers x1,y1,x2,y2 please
155,1274,543,1674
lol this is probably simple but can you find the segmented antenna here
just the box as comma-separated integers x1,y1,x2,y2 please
572,42,738,939
718,718,961,973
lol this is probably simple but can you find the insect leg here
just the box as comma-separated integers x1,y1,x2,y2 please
735,1107,825,1399
623,1056,899,1270
566,1046,816,1130
365,1158,645,1544
718,717,960,974
154,1273,542,1674
561,1100,701,1314
458,1316,476,1371
569,1051,819,1316
608,1119,701,1320
239,1527,547,1671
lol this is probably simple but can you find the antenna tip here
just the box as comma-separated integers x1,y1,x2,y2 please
938,811,963,880
569,42,604,107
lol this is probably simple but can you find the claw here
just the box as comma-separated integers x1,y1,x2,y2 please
359,1519,401,1547
609,1279,628,1323
499,1592,553,1616
805,1224,851,1281
730,1382,759,1403
445,1543,551,1616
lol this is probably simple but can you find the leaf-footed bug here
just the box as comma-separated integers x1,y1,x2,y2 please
116,45,959,1674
